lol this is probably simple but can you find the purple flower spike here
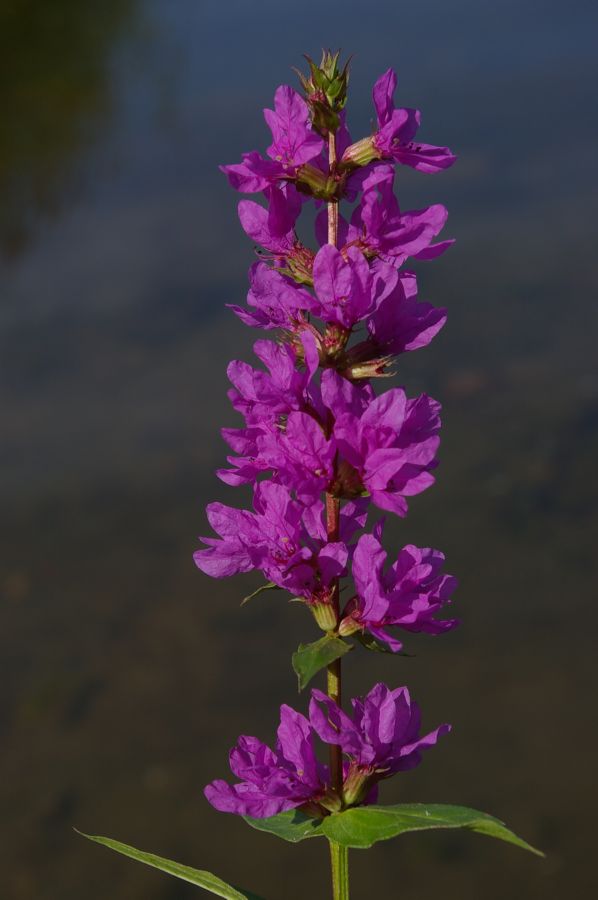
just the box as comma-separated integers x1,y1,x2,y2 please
205,705,328,818
341,530,458,651
200,58,462,832
309,682,450,803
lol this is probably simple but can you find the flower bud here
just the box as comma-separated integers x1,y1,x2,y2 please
338,614,361,638
341,136,381,168
341,355,395,380
296,50,351,136
342,764,375,807
310,599,339,632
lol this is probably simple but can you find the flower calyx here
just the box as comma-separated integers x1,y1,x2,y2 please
322,323,351,360
340,135,381,170
295,163,346,201
329,459,367,500
341,763,377,807
309,595,339,632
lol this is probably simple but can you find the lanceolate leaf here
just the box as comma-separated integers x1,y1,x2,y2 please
241,581,279,606
353,632,412,655
243,809,326,843
77,832,266,899
320,804,544,856
292,635,352,691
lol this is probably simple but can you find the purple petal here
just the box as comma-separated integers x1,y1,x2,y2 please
373,69,397,127
276,705,320,787
309,690,363,756
220,153,283,193
318,542,349,584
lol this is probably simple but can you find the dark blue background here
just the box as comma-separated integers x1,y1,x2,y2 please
1,2,597,897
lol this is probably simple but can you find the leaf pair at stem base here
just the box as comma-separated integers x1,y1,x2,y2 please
78,803,542,899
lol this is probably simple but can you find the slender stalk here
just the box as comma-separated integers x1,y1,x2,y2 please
325,129,343,796
326,493,342,792
329,841,350,900
325,127,350,900
327,131,339,246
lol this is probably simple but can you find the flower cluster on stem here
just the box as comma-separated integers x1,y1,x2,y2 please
195,50,458,897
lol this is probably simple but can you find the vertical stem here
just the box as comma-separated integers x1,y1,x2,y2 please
329,841,350,900
325,129,343,797
325,127,350,900
326,493,342,792
327,132,339,246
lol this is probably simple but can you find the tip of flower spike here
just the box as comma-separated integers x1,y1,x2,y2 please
295,49,351,135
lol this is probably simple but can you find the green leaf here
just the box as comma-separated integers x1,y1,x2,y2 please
353,632,414,655
320,804,544,856
243,810,325,843
349,631,418,657
76,831,266,899
353,632,395,653
241,581,278,606
291,635,352,691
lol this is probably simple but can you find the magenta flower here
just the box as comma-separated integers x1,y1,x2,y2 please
316,169,453,270
309,244,398,329
238,185,302,256
342,70,456,175
229,260,316,331
219,371,440,515
221,85,324,193
204,705,328,817
226,338,315,429
331,376,441,515
348,171,454,264
204,682,449,817
194,480,347,600
340,529,458,651
217,408,334,499
309,682,450,804
372,69,456,173
343,271,447,373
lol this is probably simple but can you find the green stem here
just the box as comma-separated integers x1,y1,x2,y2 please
329,840,350,900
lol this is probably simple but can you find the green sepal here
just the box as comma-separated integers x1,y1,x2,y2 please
243,809,326,843
241,582,278,606
319,804,544,856
292,634,352,691
353,632,413,655
76,831,266,898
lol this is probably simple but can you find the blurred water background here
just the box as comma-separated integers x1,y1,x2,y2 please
2,1,598,897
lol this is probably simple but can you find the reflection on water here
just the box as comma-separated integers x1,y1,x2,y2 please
1,2,598,899
0,0,136,257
